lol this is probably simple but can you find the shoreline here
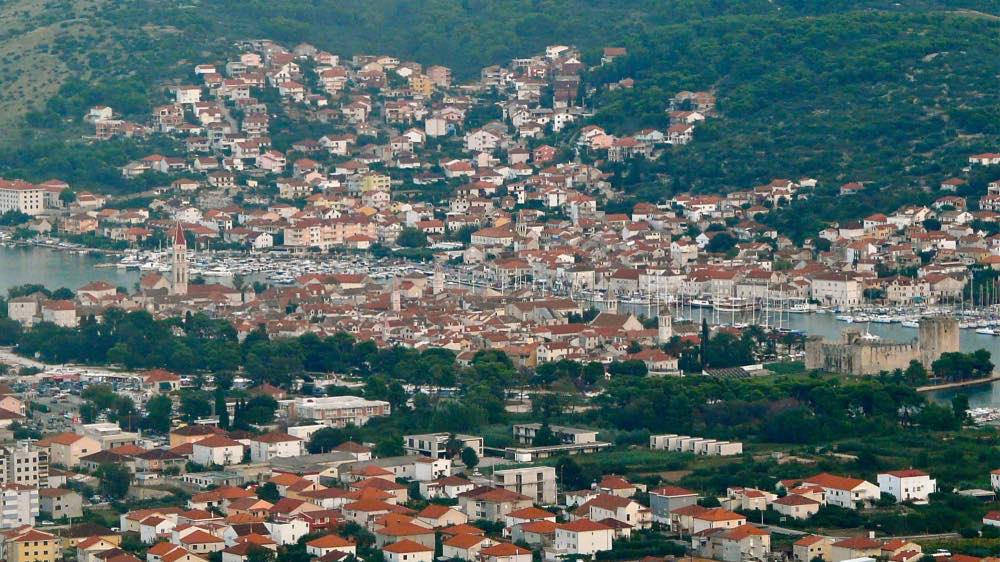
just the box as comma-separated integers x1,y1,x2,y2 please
0,238,125,258
916,374,1000,393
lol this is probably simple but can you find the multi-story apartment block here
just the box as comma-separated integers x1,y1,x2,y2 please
290,396,391,427
492,466,557,504
404,433,484,459
0,485,39,529
0,445,48,489
0,180,44,216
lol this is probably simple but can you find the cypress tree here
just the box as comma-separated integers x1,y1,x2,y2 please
215,389,229,430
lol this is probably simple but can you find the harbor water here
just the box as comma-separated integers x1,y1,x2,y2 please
0,246,139,291
3,245,1000,405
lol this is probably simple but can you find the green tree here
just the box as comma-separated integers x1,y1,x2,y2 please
952,394,970,424
582,362,605,386
396,227,428,248
460,446,479,469
246,548,275,562
256,482,280,503
241,395,279,427
374,434,404,457
96,463,131,499
180,392,213,422
215,389,229,430
82,384,118,411
307,427,347,454
608,360,648,377
554,456,589,490
532,423,562,447
0,318,22,345
144,395,173,433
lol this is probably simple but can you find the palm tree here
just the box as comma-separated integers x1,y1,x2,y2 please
232,273,247,303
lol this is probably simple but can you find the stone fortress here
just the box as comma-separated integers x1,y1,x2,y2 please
805,316,960,375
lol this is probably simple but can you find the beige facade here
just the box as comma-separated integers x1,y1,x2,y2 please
46,433,101,468
493,466,557,504
0,181,45,215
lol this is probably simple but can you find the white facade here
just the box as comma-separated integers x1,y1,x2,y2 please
291,396,391,427
266,519,311,545
877,471,936,504
248,435,304,463
802,476,880,510
0,182,44,216
0,486,38,529
464,130,501,152
553,526,613,556
811,276,863,309
192,441,244,466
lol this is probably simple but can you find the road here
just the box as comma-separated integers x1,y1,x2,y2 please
0,347,45,370
762,524,959,541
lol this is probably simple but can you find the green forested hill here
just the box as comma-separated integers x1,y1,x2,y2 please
593,11,1000,185
587,10,1000,239
2,0,1000,209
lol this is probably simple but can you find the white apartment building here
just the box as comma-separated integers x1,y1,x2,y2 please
404,433,484,459
0,485,38,529
553,519,614,557
0,180,45,215
810,274,863,309
192,436,245,466
877,470,936,504
0,444,49,488
493,466,557,504
248,432,304,462
800,473,879,510
290,396,391,427
81,422,140,450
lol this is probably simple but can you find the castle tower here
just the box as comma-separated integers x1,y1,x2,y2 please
657,310,673,344
171,223,188,296
432,265,444,295
918,316,960,367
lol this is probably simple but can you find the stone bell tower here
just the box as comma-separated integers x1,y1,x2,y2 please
171,223,188,296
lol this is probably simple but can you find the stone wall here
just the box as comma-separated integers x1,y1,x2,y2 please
805,317,959,375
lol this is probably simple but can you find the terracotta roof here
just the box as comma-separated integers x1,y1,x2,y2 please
179,530,223,545
804,473,869,492
307,534,355,548
416,504,453,519
720,524,770,540
480,543,531,557
882,469,929,478
443,533,490,549
692,508,745,522
650,485,697,497
382,540,433,554
508,507,555,520
518,520,559,534
440,524,484,537
334,441,372,453
47,432,87,446
559,519,612,532
773,494,820,506
832,537,882,549
794,536,827,547
193,435,243,448
375,522,433,537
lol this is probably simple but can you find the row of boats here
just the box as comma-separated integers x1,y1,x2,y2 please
116,249,431,286
835,310,1000,335
969,408,1000,426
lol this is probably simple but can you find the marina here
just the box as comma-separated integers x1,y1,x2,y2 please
7,243,1000,405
